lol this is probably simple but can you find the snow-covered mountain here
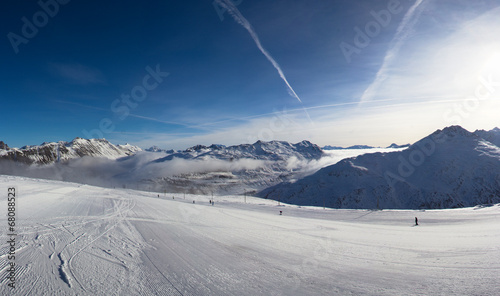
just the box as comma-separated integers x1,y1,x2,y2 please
259,126,500,209
0,138,326,195
386,143,411,149
145,146,176,153
143,140,325,195
155,140,323,162
474,127,500,147
0,138,141,164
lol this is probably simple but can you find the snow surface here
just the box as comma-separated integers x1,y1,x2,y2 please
1,175,499,295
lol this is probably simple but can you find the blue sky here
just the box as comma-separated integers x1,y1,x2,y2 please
2,0,500,149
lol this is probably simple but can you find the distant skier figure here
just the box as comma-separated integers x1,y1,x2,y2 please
415,217,418,226
209,200,212,205
279,211,282,215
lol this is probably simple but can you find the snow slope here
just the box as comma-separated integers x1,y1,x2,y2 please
259,126,500,209
474,127,500,147
1,175,499,295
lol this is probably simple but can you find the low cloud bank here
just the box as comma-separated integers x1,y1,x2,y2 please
286,148,405,180
0,148,401,192
0,152,268,189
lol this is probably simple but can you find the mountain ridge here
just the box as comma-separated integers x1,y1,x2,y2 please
259,126,500,209
0,138,142,164
154,140,324,163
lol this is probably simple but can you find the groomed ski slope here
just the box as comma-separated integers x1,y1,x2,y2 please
1,175,499,295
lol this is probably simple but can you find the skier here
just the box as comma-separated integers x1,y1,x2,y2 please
415,217,418,226
280,211,282,215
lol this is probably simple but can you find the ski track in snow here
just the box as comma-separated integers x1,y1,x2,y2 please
0,175,499,295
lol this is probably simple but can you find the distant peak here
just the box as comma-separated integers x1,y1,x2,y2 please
209,144,225,149
442,125,467,132
186,145,208,152
347,145,375,149
322,145,343,150
387,143,410,149
433,125,471,137
297,140,313,146
146,145,162,152
70,137,110,144
419,126,480,147
71,137,87,143
0,141,9,150
146,145,174,153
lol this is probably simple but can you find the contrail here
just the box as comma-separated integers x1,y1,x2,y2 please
360,0,426,103
215,0,303,104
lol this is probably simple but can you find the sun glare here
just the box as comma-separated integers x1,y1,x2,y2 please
481,51,500,78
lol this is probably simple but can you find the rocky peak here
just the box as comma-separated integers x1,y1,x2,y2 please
0,141,9,150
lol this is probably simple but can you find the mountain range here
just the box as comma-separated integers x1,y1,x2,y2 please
1,126,499,209
259,126,500,209
154,140,323,162
141,140,324,195
0,138,141,164
0,138,326,195
322,143,411,150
